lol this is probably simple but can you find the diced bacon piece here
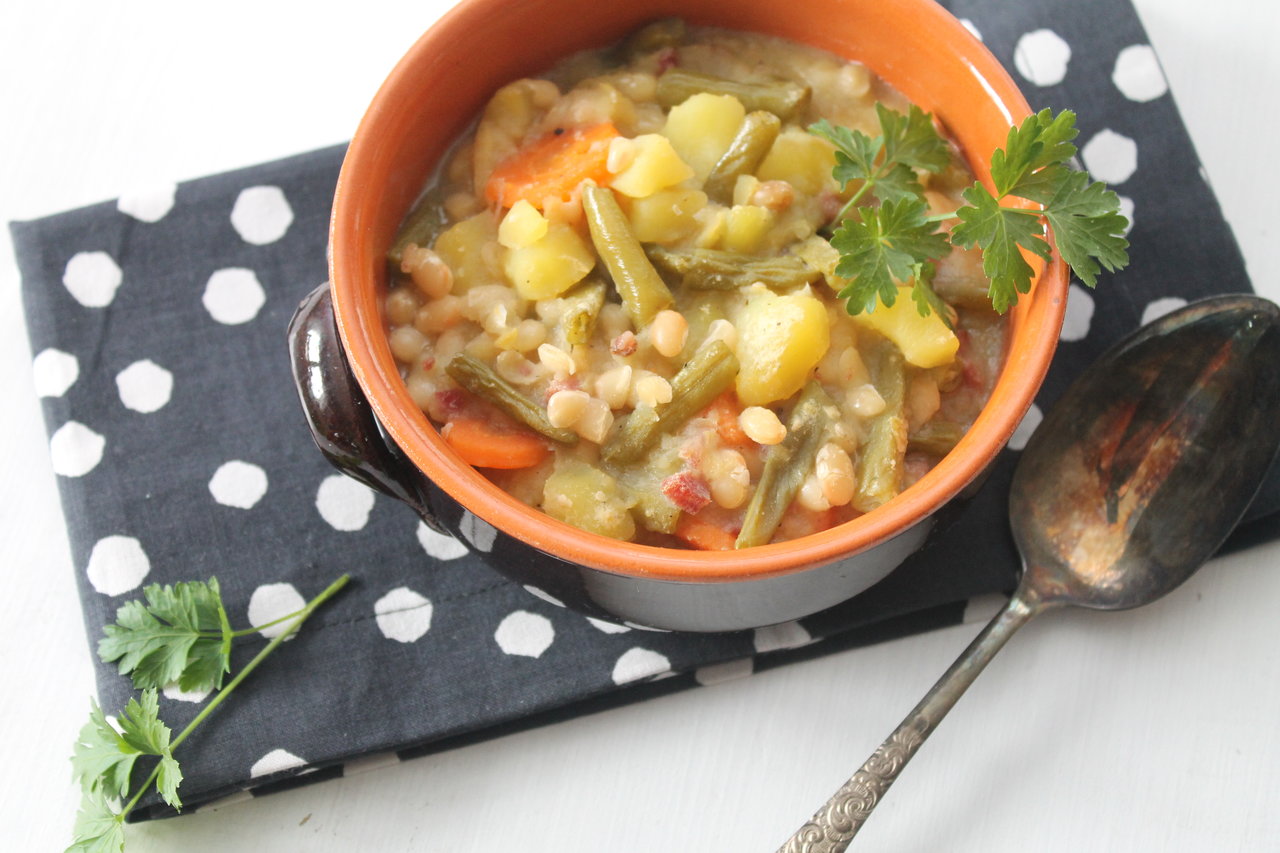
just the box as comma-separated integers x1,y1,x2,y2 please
662,470,712,514
611,330,638,356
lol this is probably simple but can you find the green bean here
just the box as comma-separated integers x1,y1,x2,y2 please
622,17,686,59
602,404,660,468
852,337,907,512
703,111,782,204
581,184,673,327
647,247,820,292
387,187,447,267
908,420,965,457
558,277,607,346
735,382,834,549
655,69,810,120
445,354,578,445
602,340,739,465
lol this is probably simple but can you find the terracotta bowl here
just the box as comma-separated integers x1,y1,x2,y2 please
289,0,1068,631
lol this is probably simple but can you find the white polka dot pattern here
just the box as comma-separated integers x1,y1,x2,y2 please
1008,403,1043,452
375,587,433,643
230,185,294,245
1013,29,1071,86
203,268,266,325
15,4,1254,813
247,583,305,638
62,251,122,307
1117,195,1135,235
753,621,812,653
1142,296,1188,326
959,19,982,41
495,611,555,658
1112,45,1167,102
586,617,631,634
163,684,211,704
117,182,177,223
249,749,307,779
208,460,269,509
315,474,376,531
115,359,173,413
49,420,105,477
416,521,468,560
611,648,671,685
522,585,564,607
31,348,79,397
1081,129,1138,185
86,535,150,596
1060,284,1096,342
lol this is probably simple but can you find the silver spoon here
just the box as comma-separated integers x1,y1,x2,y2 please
777,294,1280,852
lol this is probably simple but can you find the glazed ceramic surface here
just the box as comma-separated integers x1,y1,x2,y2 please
303,0,1068,630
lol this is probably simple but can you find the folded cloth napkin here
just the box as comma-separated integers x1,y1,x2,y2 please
11,0,1278,820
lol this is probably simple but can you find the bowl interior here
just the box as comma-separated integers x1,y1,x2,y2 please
330,0,1068,581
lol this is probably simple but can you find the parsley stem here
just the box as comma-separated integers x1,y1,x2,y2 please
172,573,350,751
832,182,872,225
117,573,351,821
227,610,306,638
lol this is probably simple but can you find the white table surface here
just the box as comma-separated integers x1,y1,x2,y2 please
2,2,1277,850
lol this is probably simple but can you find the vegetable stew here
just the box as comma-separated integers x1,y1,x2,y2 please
383,20,1006,549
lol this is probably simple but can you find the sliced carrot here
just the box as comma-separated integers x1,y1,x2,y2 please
704,390,752,448
675,512,738,552
484,123,620,210
442,418,550,469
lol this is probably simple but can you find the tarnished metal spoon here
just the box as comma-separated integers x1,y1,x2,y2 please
778,295,1280,852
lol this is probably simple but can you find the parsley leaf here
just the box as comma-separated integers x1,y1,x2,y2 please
951,185,1049,313
810,104,949,209
117,689,183,809
67,791,125,853
1040,168,1131,287
97,578,232,693
67,691,183,853
830,197,951,314
877,103,951,174
951,109,1129,310
71,701,140,801
812,107,1130,316
810,118,879,190
990,109,1079,196
66,574,351,853
909,262,952,325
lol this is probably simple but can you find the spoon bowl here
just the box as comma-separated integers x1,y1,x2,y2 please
1015,295,1280,611
778,295,1280,852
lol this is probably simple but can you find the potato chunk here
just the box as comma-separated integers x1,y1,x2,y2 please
661,93,746,182
502,222,596,300
498,199,550,248
434,212,500,292
734,288,831,406
756,129,838,196
625,188,708,243
722,204,774,253
608,133,696,198
542,458,636,540
851,285,959,368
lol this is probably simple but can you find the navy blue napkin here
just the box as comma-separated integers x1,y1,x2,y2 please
11,0,1274,819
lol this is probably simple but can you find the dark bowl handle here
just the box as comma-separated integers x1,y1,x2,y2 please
287,284,449,533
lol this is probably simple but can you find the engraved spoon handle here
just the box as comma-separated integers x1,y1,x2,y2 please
776,592,1042,853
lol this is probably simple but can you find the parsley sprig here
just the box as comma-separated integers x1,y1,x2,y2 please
67,574,350,853
810,107,1130,316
